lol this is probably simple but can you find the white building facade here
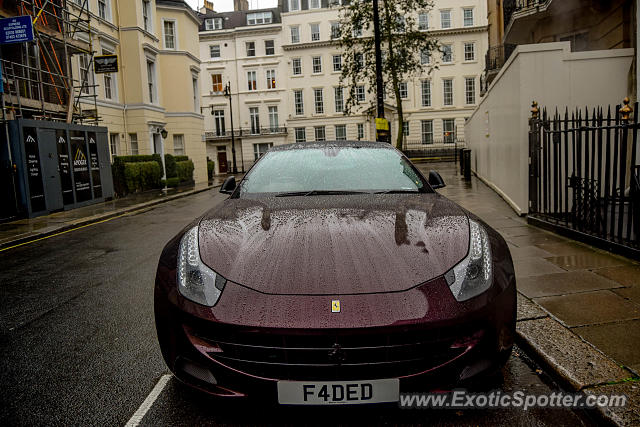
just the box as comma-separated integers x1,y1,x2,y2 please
198,0,488,174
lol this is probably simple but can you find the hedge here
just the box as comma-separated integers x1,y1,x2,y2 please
124,161,162,193
164,154,177,179
173,155,189,162
161,177,181,188
207,159,215,180
176,160,195,183
112,154,162,196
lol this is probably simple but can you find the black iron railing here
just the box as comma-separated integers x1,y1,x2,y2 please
205,127,287,140
528,102,640,258
504,0,550,32
401,139,466,160
485,44,516,73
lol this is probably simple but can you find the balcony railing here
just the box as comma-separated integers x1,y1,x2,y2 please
503,0,551,32
205,127,287,140
485,44,516,74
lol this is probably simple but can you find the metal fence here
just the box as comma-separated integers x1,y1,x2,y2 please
528,100,640,258
401,138,466,161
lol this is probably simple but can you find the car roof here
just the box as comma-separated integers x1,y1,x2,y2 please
269,140,396,152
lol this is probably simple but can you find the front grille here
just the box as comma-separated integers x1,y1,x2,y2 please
185,320,483,381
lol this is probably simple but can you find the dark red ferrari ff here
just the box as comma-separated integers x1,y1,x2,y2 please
154,141,516,405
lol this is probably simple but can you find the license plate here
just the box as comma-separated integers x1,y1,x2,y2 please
277,379,399,405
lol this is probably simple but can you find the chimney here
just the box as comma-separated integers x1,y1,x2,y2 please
234,0,249,11
199,0,214,14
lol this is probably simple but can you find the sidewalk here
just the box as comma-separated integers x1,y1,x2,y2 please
416,161,639,425
0,175,232,250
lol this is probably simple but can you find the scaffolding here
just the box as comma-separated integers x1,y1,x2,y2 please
0,0,99,125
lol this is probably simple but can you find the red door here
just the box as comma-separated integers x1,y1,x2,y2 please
217,151,228,174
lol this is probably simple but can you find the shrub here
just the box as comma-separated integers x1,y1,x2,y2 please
112,154,163,196
176,160,195,183
173,155,189,162
164,154,177,178
124,161,162,193
207,160,215,180
166,177,180,187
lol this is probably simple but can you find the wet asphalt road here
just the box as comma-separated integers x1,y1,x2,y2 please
0,173,592,426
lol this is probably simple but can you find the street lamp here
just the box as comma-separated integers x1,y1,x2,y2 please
223,82,238,174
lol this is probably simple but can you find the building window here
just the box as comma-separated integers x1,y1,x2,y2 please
440,10,451,29
192,77,199,111
464,42,475,61
246,41,255,57
355,52,364,69
331,22,341,39
403,121,410,136
109,133,119,156
249,107,260,134
292,58,302,75
333,55,342,71
142,0,151,32
247,11,272,25
254,143,272,161
98,0,110,21
399,82,408,99
312,56,322,73
357,123,364,140
265,40,275,55
78,54,93,95
352,25,362,38
289,0,300,12
335,125,347,141
247,71,257,91
443,119,455,143
334,86,344,113
205,18,222,30
356,85,365,102
420,48,430,65
266,69,276,89
314,126,326,141
173,134,185,155
212,74,223,92
213,110,225,136
210,44,221,58
463,8,474,27
421,80,431,107
295,127,306,143
129,133,138,155
465,77,476,104
102,48,116,100
268,106,279,131
421,120,433,144
418,13,428,30
147,60,156,103
442,44,453,63
443,78,453,106
311,23,320,41
291,26,300,43
310,0,321,9
163,20,176,50
314,88,324,114
294,89,304,115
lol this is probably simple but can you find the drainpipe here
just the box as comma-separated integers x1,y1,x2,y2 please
115,0,129,151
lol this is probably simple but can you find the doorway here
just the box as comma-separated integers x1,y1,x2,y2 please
217,146,228,174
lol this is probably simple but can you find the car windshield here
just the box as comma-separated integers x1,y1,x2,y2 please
239,146,430,196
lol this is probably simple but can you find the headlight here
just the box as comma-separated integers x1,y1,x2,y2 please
177,226,226,306
445,219,493,302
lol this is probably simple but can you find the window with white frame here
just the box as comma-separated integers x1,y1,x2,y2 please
109,133,119,156
266,69,276,89
463,8,474,27
333,55,342,71
355,52,364,69
421,80,431,107
98,0,110,21
265,40,275,55
291,26,300,43
464,42,475,61
440,10,451,29
247,11,272,25
403,121,410,136
421,120,433,144
163,20,176,50
289,0,300,11
295,127,306,142
357,123,364,140
443,78,453,106
254,143,272,161
443,119,455,142
249,107,260,134
310,0,321,9
78,54,93,95
314,126,326,141
205,18,222,30
418,13,429,30
420,48,430,65
246,41,255,56
335,125,347,141
147,59,156,103
399,82,408,99
292,58,302,75
142,0,151,32
331,22,341,39
212,74,223,92
294,90,304,115
314,88,324,114
129,133,139,155
192,76,199,111
442,44,453,63
334,86,344,112
173,134,185,155
465,77,476,104
356,85,365,102
312,56,322,73
247,71,257,91
268,106,279,131
210,44,221,58
352,24,362,38
311,23,320,41
213,110,225,135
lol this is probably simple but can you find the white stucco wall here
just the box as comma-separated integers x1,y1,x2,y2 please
465,42,634,215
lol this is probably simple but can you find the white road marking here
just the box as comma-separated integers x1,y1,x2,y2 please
125,374,172,427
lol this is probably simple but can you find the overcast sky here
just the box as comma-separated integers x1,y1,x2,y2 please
184,0,278,12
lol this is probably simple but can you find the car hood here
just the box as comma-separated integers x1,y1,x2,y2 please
198,194,469,295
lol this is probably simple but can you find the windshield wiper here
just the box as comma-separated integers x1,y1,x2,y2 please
274,190,370,197
374,189,421,194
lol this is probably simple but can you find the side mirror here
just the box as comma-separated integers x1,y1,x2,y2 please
220,176,236,194
428,171,446,189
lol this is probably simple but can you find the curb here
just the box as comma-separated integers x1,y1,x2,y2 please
0,185,219,251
